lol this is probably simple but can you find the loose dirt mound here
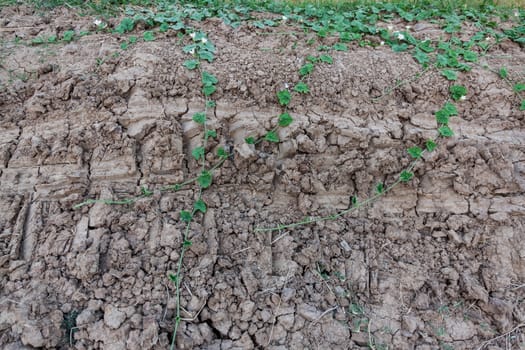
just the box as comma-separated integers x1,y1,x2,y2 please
0,5,524,350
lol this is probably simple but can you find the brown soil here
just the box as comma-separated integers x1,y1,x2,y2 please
1,5,525,350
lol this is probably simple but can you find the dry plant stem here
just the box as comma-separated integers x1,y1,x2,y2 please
476,323,525,350
256,155,422,233
368,319,376,350
266,293,282,346
170,215,194,350
372,66,430,102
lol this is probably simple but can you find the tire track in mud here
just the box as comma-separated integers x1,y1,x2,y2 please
0,13,524,349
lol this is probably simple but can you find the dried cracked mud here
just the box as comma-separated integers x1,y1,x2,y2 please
0,5,524,350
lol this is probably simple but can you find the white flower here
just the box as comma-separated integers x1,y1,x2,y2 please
284,82,289,89
190,32,196,39
387,25,394,31
93,19,102,26
380,41,385,46
201,37,207,43
514,10,519,17
460,95,466,101
189,48,195,55
397,33,405,41
282,15,288,21
405,25,412,30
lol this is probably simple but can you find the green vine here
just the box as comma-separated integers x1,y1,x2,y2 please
55,1,525,347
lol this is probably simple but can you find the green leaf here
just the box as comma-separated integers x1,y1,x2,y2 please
192,146,205,161
376,182,384,194
245,136,255,144
201,71,218,86
442,102,458,116
203,85,216,96
193,112,206,124
217,147,229,159
206,100,216,108
62,30,75,42
197,170,212,188
499,67,508,79
438,125,454,137
400,170,414,182
456,63,472,72
392,43,409,52
120,42,129,50
426,139,437,152
169,273,178,284
143,31,155,41
199,50,214,62
441,70,457,81
319,54,333,64
183,44,197,54
436,54,450,68
351,196,358,206
159,22,169,33
129,36,137,43
413,48,429,65
520,99,525,111
264,131,280,143
183,240,193,247
294,82,310,94
333,43,348,51
462,50,478,62
183,59,199,70
299,63,314,76
115,18,135,34
407,146,423,159
514,83,525,93
194,199,207,213
306,55,318,63
278,112,293,127
340,31,361,42
31,37,44,45
418,40,435,53
435,109,450,124
206,129,217,139
277,90,291,106
450,85,467,101
180,210,193,222
350,303,364,315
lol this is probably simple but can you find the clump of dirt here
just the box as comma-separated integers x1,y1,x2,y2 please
0,5,524,350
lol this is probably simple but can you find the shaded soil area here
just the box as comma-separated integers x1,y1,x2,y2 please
1,5,524,350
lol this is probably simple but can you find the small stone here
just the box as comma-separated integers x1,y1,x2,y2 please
402,315,418,333
76,309,95,325
321,319,350,344
445,317,477,340
297,303,321,321
21,324,45,348
413,293,430,310
0,310,15,331
281,288,295,303
260,309,272,322
239,300,256,321
104,305,126,329
351,331,369,346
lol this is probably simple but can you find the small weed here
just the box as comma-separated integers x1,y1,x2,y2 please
61,310,79,345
